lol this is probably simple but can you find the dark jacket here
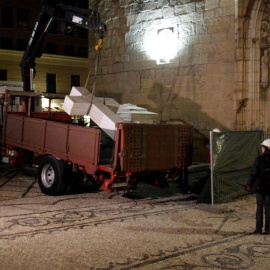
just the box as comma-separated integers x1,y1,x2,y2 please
247,153,270,194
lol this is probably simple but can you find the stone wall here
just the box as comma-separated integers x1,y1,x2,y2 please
89,0,237,161
92,0,237,138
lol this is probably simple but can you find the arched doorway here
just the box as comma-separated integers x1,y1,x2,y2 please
238,0,270,134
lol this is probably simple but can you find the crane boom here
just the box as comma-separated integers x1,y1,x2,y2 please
20,1,106,92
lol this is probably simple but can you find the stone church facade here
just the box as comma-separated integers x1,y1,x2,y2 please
89,0,270,144
238,0,270,134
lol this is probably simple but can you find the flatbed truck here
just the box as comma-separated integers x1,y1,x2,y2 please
1,90,193,195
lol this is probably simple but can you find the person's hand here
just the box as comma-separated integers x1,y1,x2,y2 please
245,186,251,192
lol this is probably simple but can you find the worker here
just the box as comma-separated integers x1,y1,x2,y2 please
246,139,270,235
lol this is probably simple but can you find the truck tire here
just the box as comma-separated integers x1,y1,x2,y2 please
38,155,68,195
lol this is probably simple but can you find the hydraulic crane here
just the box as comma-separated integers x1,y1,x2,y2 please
20,0,106,92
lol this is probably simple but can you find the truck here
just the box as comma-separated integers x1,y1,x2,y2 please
1,1,193,196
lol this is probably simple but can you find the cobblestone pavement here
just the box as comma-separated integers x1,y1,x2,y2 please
0,166,269,270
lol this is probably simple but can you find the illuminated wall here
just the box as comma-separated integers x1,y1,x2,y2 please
0,49,89,93
93,0,237,139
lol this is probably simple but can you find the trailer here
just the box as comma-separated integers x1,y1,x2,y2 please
1,90,193,195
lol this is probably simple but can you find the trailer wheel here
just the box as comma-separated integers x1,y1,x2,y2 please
38,156,67,195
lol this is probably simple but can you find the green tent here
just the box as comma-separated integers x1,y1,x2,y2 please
197,130,264,204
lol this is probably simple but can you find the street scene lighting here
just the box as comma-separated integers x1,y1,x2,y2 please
144,26,178,64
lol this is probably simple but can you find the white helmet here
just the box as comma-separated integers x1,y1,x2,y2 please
261,139,270,149
213,128,221,133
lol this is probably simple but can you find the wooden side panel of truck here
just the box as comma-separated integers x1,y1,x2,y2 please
3,114,101,175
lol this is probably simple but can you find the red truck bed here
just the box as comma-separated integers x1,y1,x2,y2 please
1,90,193,194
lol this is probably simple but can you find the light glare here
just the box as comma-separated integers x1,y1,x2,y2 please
144,27,178,64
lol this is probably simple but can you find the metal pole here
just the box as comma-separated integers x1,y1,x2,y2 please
210,131,214,206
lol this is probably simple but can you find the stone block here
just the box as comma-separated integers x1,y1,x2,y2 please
70,86,90,97
204,10,215,20
62,96,91,116
220,0,234,8
162,7,174,18
175,6,188,15
225,5,235,16
211,32,227,42
117,103,158,124
112,63,125,73
157,0,169,9
205,0,219,11
88,102,122,140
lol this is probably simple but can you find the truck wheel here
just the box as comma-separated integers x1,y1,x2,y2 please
38,155,67,195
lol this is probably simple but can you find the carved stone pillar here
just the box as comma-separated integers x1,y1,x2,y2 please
260,2,270,90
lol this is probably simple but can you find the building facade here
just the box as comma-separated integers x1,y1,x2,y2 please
1,0,270,161
91,0,270,141
0,0,93,93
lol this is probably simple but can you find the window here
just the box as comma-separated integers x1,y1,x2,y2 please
46,43,57,54
78,46,88,58
0,70,7,81
46,73,56,93
17,8,28,30
65,30,75,37
71,75,80,88
1,6,13,28
17,40,28,51
1,37,13,49
77,28,88,39
65,45,75,56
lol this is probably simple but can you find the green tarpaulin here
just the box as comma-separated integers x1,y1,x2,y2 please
197,130,264,204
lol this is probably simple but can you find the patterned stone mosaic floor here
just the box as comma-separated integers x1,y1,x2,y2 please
0,167,269,269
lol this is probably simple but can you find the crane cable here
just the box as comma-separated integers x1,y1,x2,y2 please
83,44,102,113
